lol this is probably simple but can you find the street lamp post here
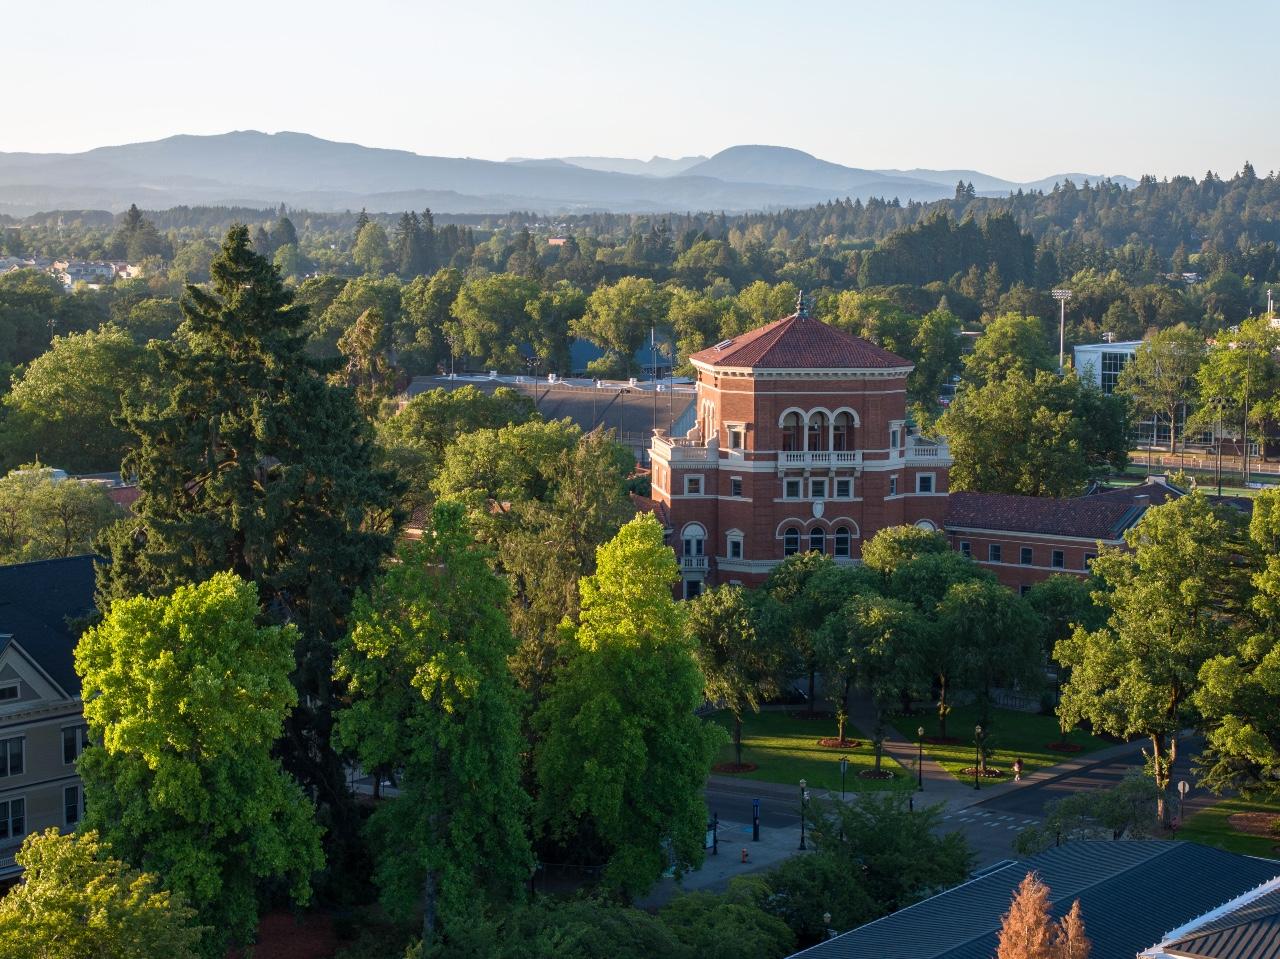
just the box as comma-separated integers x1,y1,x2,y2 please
917,726,925,791
839,756,848,801
1052,289,1073,371
798,779,809,851
973,725,983,791
823,912,833,940
1177,780,1189,832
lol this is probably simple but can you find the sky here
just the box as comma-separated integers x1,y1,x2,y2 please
5,0,1277,181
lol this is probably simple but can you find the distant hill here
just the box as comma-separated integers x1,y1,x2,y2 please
0,132,1135,216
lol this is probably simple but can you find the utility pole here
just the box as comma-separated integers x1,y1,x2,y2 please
1052,289,1073,371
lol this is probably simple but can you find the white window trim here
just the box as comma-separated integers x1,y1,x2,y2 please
915,472,936,495
0,736,23,778
809,477,828,500
64,784,81,827
0,681,18,702
0,795,24,842
729,476,744,497
783,478,802,499
683,474,704,495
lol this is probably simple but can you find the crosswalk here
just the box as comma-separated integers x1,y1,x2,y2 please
941,810,1039,831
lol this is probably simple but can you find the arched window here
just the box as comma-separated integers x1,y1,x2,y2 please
783,527,801,556
807,411,830,451
781,412,803,452
808,528,826,553
832,411,855,452
834,526,852,558
682,523,706,557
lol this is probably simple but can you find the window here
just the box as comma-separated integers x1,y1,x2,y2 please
783,527,801,556
916,474,934,494
808,528,826,553
960,541,971,558
889,475,898,496
64,785,81,827
1020,585,1033,597
0,798,23,842
0,737,22,777
834,526,852,558
784,478,802,499
890,428,900,450
682,533,705,558
684,475,702,495
807,411,830,451
730,477,743,497
810,478,827,499
1100,351,1131,395
0,682,17,702
832,411,855,451
728,426,745,450
988,544,1002,563
835,478,852,498
1052,550,1065,569
63,726,89,765
781,412,803,452
1020,547,1033,566
728,536,743,560
683,579,703,600
1084,552,1098,569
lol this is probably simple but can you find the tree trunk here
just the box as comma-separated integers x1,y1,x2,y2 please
421,868,438,945
1149,732,1174,825
734,715,744,767
937,676,949,740
873,706,885,774
807,667,816,717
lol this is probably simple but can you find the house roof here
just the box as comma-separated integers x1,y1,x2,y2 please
688,313,911,371
944,481,1181,540
630,492,670,529
1156,885,1280,959
792,842,1280,959
0,555,98,697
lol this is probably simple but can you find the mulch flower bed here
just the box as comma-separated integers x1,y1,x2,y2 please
816,738,862,749
1047,741,1085,753
858,768,894,780
1228,811,1280,838
712,762,759,774
961,767,1006,779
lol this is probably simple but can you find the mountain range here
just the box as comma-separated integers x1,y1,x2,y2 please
0,132,1136,217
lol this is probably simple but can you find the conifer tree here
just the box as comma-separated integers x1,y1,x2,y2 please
996,873,1055,959
97,225,401,856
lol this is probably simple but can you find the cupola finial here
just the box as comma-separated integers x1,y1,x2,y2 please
795,290,809,319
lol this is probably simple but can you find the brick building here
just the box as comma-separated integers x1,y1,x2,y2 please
648,300,952,597
942,480,1182,594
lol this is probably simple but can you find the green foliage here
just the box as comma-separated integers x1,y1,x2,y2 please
658,889,795,959
353,220,394,275
1013,769,1158,854
573,277,670,375
1115,323,1204,452
0,466,118,563
96,225,400,866
335,505,531,943
336,306,399,417
447,273,540,371
0,829,204,959
75,573,323,955
1057,492,1250,817
1026,574,1107,658
399,268,462,374
940,369,1129,496
962,312,1056,385
534,515,724,898
860,524,949,577
0,321,151,471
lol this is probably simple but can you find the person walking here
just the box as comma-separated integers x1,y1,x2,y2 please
1012,757,1024,782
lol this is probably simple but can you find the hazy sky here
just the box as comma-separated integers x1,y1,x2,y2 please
6,0,1276,181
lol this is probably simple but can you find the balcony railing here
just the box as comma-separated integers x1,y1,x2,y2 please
0,847,18,876
680,555,708,570
651,433,715,462
778,450,862,468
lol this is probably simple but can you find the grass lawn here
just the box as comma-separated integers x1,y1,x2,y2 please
708,710,911,793
1179,797,1280,858
891,703,1116,784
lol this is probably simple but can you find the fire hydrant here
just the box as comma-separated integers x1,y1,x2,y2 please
741,847,750,864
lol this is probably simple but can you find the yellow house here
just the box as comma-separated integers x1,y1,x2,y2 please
0,555,95,880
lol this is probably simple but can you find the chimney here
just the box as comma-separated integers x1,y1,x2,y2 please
1133,494,1150,509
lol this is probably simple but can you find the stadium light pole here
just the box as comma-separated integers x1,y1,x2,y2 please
1052,289,1073,371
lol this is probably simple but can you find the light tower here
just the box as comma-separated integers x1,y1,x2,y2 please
1051,289,1073,371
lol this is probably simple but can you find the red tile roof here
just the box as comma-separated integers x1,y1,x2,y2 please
944,487,1162,541
630,492,670,529
688,313,911,371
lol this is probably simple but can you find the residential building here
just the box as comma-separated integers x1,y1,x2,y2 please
0,556,96,881
789,841,1280,959
647,298,951,596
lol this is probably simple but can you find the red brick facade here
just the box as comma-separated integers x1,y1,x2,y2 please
649,309,951,595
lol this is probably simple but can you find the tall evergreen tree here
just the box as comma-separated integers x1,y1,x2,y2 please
97,225,401,862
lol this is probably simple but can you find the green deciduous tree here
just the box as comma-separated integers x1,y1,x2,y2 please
963,312,1056,386
686,584,784,767
0,466,119,563
353,220,394,275
1013,769,1158,854
860,524,950,579
335,505,531,944
534,515,723,898
0,829,204,959
447,273,540,372
75,573,323,956
1115,324,1203,453
336,306,399,417
573,277,670,376
1056,492,1249,821
940,370,1129,497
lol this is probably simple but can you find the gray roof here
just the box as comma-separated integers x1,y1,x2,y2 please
0,555,98,696
1161,886,1280,959
793,842,1280,959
